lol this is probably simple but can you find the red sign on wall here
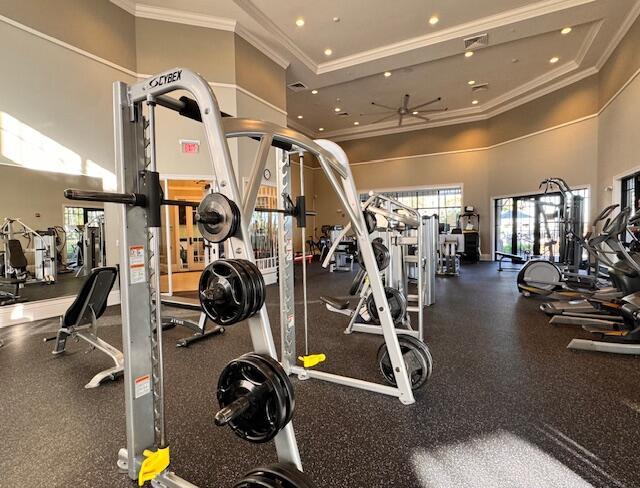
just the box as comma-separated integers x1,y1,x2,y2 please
180,139,200,154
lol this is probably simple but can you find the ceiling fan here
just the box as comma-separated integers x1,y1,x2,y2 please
360,94,448,126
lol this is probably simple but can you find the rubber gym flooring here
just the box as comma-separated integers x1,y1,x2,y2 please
1,262,639,488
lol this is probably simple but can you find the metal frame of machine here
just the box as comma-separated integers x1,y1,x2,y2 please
59,67,426,485
322,192,437,341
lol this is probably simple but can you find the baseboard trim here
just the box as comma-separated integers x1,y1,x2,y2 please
0,290,120,327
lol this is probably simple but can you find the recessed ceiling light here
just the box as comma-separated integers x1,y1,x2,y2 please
324,48,333,56
334,107,341,112
549,56,559,64
384,71,392,78
319,127,325,131
428,15,439,25
561,26,572,35
297,115,303,119
412,111,419,115
353,121,360,126
472,100,479,105
311,89,318,95
468,80,476,85
465,51,474,58
295,18,305,27
333,16,340,22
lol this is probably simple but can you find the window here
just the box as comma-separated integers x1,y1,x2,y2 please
63,206,104,262
360,187,462,229
494,188,590,261
621,173,640,211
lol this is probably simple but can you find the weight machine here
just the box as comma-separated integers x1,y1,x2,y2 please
74,215,106,276
0,217,58,283
322,192,437,342
64,68,308,487
265,140,434,404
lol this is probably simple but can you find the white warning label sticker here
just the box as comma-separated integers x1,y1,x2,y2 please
129,245,146,284
135,374,151,399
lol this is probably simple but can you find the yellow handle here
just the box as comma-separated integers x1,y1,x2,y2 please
298,353,326,368
138,447,170,486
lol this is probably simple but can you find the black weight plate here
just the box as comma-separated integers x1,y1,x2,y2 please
348,268,367,296
366,287,407,325
234,474,274,488
402,335,434,379
357,240,390,272
376,336,430,389
238,464,315,488
229,260,258,321
197,193,241,243
234,260,266,318
245,353,295,426
199,260,249,325
217,354,288,443
239,354,289,440
363,210,377,234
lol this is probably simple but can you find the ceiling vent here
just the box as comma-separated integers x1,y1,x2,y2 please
471,83,489,92
287,81,308,92
464,33,489,50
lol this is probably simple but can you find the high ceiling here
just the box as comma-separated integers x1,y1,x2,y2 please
115,0,640,139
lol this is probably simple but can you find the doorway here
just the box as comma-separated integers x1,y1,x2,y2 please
160,178,212,294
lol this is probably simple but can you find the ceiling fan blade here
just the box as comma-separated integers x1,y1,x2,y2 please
360,110,395,116
370,113,398,125
411,114,432,123
402,94,410,110
409,97,442,111
370,101,397,111
417,107,448,113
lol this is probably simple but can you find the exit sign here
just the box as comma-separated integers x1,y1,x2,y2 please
180,139,200,154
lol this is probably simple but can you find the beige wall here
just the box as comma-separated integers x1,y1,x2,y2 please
0,19,137,266
597,70,640,210
0,165,103,233
598,12,640,108
315,117,598,256
234,35,287,111
0,0,136,71
135,18,236,83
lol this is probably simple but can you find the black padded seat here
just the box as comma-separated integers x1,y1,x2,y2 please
64,267,117,327
320,296,350,310
7,239,28,270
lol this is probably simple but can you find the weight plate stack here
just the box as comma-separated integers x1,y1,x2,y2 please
216,353,294,443
377,335,433,390
196,193,241,243
357,239,390,272
366,287,407,325
234,463,316,488
199,259,266,326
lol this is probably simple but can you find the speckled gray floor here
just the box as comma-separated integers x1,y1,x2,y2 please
1,262,639,488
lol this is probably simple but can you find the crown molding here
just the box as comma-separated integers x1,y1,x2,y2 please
234,24,290,70
233,0,315,71
595,0,640,70
315,0,595,74
134,4,237,31
109,1,290,69
286,118,316,138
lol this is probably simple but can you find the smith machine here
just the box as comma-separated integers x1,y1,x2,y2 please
65,67,429,486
